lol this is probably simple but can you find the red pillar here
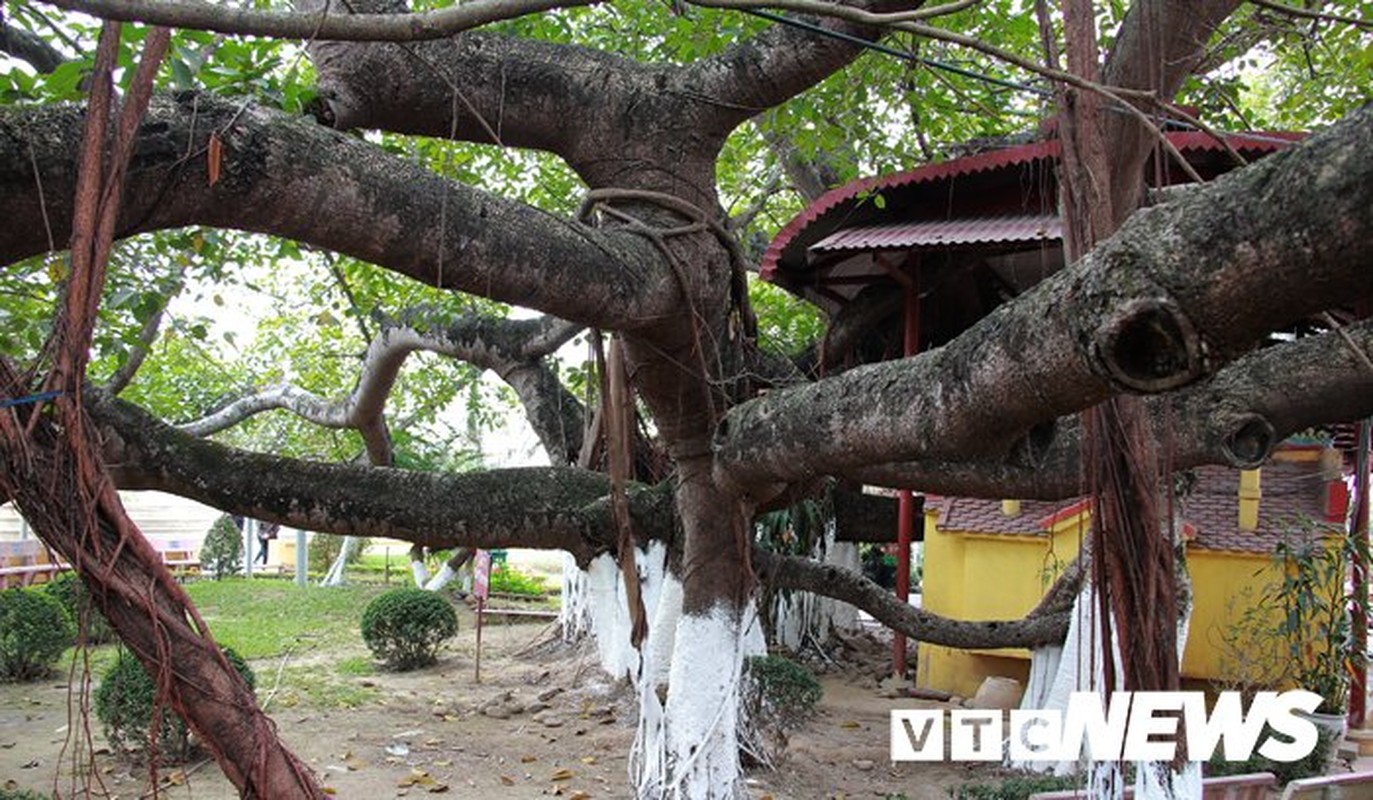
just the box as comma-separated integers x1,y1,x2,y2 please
1350,419,1369,727
893,277,919,679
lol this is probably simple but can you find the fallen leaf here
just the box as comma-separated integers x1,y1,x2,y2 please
165,770,186,786
433,759,452,767
344,754,368,771
322,788,337,795
207,133,222,187
569,792,591,800
840,720,860,729
498,775,515,786
579,756,597,765
550,768,575,781
520,754,537,763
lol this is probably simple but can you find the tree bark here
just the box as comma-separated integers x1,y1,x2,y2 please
713,103,1373,499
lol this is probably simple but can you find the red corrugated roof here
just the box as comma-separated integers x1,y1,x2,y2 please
926,458,1337,554
809,214,1062,254
760,130,1303,282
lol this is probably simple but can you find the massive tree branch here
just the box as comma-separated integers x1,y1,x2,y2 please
1099,0,1243,217
713,105,1373,499
95,392,1067,650
0,11,66,72
753,549,1071,649
42,0,598,42
180,312,585,462
850,321,1373,499
96,392,636,563
0,95,678,330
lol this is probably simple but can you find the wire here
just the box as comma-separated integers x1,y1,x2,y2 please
742,8,1052,96
742,8,1305,149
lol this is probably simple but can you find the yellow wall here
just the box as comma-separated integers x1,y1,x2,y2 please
918,509,1290,697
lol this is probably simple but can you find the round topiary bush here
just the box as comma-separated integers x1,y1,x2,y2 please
42,572,116,644
96,647,255,764
200,514,243,579
0,588,73,682
360,588,457,671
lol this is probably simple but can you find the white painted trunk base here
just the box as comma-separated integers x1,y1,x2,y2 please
584,542,669,681
1016,564,1198,800
632,603,763,800
410,559,430,588
424,563,457,591
319,535,357,587
772,522,860,652
559,551,592,641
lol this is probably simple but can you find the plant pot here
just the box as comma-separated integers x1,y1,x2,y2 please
1296,708,1347,766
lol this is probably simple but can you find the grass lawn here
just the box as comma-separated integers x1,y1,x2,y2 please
185,578,389,660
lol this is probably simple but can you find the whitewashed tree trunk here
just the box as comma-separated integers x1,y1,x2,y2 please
410,557,429,587
771,520,860,652
319,535,358,587
634,602,765,800
559,551,592,641
1016,558,1197,800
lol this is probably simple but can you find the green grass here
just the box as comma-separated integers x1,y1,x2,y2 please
334,655,376,677
186,579,389,659
269,665,380,710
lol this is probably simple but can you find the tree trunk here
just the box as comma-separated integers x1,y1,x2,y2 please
0,411,322,798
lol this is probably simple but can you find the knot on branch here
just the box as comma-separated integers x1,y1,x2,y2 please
1092,295,1204,393
1218,412,1276,468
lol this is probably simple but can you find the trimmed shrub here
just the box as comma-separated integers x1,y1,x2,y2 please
949,774,1081,800
200,514,243,579
0,588,73,681
96,647,255,764
360,588,457,671
740,654,823,766
42,572,116,644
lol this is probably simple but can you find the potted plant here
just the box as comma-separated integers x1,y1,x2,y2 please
1268,524,1360,740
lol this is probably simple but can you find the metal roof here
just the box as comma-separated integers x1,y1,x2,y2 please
808,213,1062,255
760,130,1304,284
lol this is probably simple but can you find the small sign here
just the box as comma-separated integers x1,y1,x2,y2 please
473,550,492,600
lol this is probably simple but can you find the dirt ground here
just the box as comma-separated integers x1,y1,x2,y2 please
0,606,989,799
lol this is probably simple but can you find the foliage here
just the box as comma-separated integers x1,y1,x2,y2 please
488,564,549,597
0,588,74,681
740,654,822,765
1214,585,1289,705
96,647,255,763
748,277,825,358
947,774,1080,800
0,789,51,800
1204,720,1334,786
861,544,898,590
41,572,117,644
201,514,244,579
308,534,371,574
360,588,458,671
1268,526,1358,714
